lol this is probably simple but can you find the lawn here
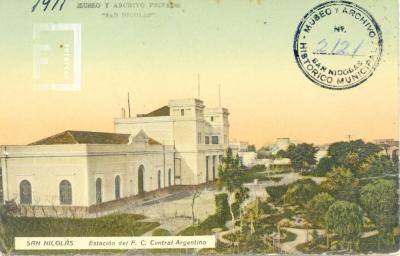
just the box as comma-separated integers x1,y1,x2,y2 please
360,234,400,254
178,214,227,236
296,233,400,254
240,165,284,183
1,213,159,254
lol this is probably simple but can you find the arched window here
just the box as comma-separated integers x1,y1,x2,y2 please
168,168,172,187
205,156,209,182
115,175,121,199
157,170,161,189
96,178,102,204
59,180,72,205
138,165,145,195
20,180,32,205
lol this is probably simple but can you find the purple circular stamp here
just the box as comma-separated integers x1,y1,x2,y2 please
294,1,383,90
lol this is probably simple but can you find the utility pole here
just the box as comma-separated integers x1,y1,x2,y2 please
128,92,131,118
347,134,351,142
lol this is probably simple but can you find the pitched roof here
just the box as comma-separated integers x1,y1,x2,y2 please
29,130,162,146
130,130,162,145
29,130,131,145
137,105,170,117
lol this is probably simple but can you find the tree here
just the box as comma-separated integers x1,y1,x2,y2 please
306,193,336,247
235,187,250,205
247,145,256,152
191,189,202,225
0,206,13,255
320,167,359,202
344,152,361,171
285,143,318,171
232,187,250,218
325,201,363,251
306,192,336,227
327,140,382,171
284,178,318,206
314,157,333,176
217,148,246,224
257,147,271,159
215,193,230,226
360,179,397,250
274,149,286,159
357,154,396,178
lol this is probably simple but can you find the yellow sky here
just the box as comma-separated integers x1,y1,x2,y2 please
0,0,398,147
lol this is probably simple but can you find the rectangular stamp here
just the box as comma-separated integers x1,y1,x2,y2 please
33,23,81,91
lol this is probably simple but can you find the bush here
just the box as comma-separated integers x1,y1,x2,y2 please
266,185,288,202
152,228,170,236
215,193,230,224
178,214,226,236
284,178,319,206
231,202,240,219
259,201,275,215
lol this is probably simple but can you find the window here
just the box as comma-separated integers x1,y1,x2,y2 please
96,178,102,204
212,136,219,144
212,156,216,181
20,180,32,205
181,109,185,116
211,116,214,122
115,175,121,199
205,156,209,182
59,180,72,205
205,136,209,144
197,132,202,144
168,168,172,187
138,165,145,195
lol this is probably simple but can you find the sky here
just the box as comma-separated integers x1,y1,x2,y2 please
0,0,398,147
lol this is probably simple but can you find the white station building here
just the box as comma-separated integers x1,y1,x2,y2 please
0,98,229,212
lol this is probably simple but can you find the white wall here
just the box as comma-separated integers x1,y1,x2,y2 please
1,145,89,206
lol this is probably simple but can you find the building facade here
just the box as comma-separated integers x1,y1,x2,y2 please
0,98,229,212
114,98,229,186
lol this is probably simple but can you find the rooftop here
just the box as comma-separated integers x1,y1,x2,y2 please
29,131,130,145
29,130,161,145
137,105,170,117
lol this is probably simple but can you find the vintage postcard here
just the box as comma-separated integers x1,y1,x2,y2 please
0,0,398,254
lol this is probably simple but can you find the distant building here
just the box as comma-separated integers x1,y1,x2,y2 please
372,139,399,161
270,138,291,155
270,158,291,169
229,141,249,155
373,139,399,147
315,148,328,161
229,141,257,168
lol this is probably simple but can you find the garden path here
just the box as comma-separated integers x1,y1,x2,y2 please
280,227,324,253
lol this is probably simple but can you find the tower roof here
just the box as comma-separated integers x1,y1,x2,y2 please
137,105,170,117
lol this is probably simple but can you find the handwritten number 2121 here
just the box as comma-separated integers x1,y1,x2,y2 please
32,0,66,12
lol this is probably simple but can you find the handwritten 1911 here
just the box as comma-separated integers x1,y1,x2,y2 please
32,0,66,12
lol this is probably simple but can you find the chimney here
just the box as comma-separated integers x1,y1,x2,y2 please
121,108,126,118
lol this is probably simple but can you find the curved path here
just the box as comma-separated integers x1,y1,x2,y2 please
280,227,325,253
280,228,308,253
